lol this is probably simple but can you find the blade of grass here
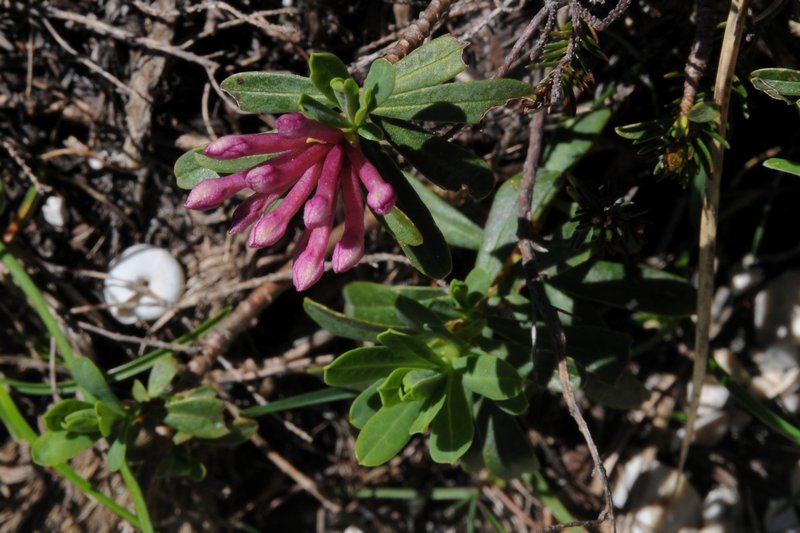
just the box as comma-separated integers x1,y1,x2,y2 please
240,388,355,417
119,460,155,533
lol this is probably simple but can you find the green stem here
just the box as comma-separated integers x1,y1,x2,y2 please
120,461,155,533
0,386,141,527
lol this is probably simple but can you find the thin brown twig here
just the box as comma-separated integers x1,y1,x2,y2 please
76,321,198,354
493,2,564,80
680,0,750,474
384,0,455,64
517,110,615,531
679,0,716,115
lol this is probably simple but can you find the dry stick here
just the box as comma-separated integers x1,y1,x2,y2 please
493,1,565,80
517,111,615,531
680,0,749,474
383,0,455,64
679,0,715,116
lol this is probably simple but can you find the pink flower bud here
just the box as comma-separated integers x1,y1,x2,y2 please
247,162,323,248
303,145,343,228
184,171,247,210
332,162,365,273
204,133,308,159
276,113,344,145
346,147,396,215
229,193,276,234
246,144,330,194
292,223,332,291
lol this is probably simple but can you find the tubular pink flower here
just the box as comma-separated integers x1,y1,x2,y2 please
276,113,344,145
229,192,277,234
332,162,365,273
304,145,343,229
184,171,247,210
248,162,323,248
203,133,308,159
345,147,396,215
292,223,332,291
245,144,330,193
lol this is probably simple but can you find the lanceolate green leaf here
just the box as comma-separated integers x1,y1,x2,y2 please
193,152,274,174
343,282,446,326
475,176,520,281
362,141,452,279
455,354,522,401
298,94,351,128
221,72,323,114
476,401,539,479
324,346,437,387
363,58,396,108
164,397,228,439
393,35,466,94
377,330,442,366
764,158,800,177
240,388,355,417
377,117,495,199
373,79,533,123
32,430,100,466
408,177,483,250
409,385,447,434
309,52,351,105
71,357,122,410
380,207,424,245
350,379,385,429
750,68,800,106
303,298,386,342
175,148,218,190
356,400,423,466
429,373,473,463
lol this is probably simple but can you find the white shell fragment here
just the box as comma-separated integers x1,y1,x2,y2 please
42,196,68,227
103,245,185,324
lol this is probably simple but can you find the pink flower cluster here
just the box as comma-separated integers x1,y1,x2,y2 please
184,114,396,291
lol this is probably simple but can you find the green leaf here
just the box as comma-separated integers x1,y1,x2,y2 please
303,298,387,342
131,379,149,403
764,158,800,177
363,58,395,108
378,117,494,199
71,357,121,410
408,385,447,434
207,417,259,447
193,152,274,174
363,141,452,279
331,77,361,121
377,330,443,366
240,388,356,418
343,281,445,327
355,400,423,466
62,408,100,434
147,355,177,398
309,52,351,105
429,373,473,463
95,401,124,437
324,346,437,387
350,379,385,429
175,148,218,190
221,72,324,114
543,109,611,174
356,122,384,141
750,68,800,105
494,392,529,416
584,372,650,409
164,397,228,440
380,207,424,245
454,354,523,401
402,369,444,401
298,93,351,128
393,35,466,94
614,120,665,142
407,177,483,250
107,433,126,472
475,176,519,281
32,430,99,466
44,399,94,431
685,101,719,123
476,401,539,479
546,260,697,316
394,296,447,331
379,368,413,407
373,79,533,123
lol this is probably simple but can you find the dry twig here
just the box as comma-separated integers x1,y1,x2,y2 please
384,0,455,64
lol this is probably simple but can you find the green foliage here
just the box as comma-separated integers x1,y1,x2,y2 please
750,68,800,107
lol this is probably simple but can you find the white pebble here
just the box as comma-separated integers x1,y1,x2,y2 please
42,196,68,227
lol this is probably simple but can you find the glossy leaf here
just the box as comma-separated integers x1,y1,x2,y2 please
546,260,697,316
429,373,473,463
393,35,465,94
324,346,437,387
221,72,323,114
454,354,523,401
475,176,520,281
175,148,218,190
303,298,386,342
750,68,800,105
363,58,395,108
298,94,351,128
164,397,228,440
764,158,800,177
147,355,177,398
355,400,423,466
343,281,445,327
477,401,539,479
309,52,351,105
407,177,483,250
373,79,534,123
350,379,385,429
32,430,99,466
378,117,494,198
362,141,452,279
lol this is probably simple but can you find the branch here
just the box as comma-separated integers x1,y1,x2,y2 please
679,0,715,115
384,0,455,64
516,111,615,531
